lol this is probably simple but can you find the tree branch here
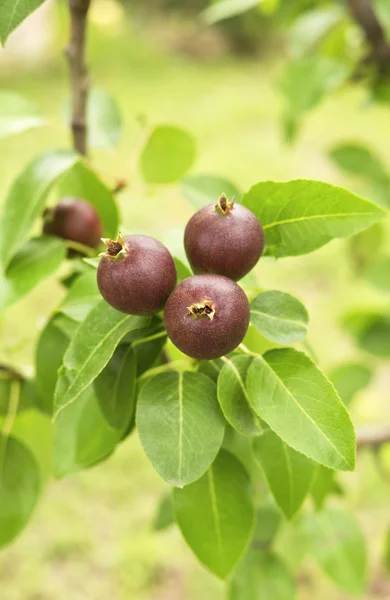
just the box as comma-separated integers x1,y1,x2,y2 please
65,0,91,155
356,424,390,449
346,0,390,79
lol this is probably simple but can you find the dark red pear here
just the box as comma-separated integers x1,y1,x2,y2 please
43,197,103,249
164,274,250,360
97,234,177,316
184,194,264,281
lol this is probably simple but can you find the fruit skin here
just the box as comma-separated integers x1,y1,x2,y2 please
164,274,250,360
184,197,264,281
97,234,177,316
43,198,103,248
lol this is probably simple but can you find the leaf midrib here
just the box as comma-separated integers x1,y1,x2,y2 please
262,210,381,231
54,316,131,418
207,466,224,575
250,308,306,330
257,356,353,470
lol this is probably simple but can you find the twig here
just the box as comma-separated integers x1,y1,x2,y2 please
356,424,390,449
65,0,91,155
346,0,390,79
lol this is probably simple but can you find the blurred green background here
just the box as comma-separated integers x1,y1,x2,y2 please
1,0,390,598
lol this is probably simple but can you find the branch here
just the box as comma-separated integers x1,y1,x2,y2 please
356,424,390,449
346,0,390,79
65,0,91,155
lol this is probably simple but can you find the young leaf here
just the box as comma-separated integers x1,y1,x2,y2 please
53,385,120,478
343,310,390,357
154,491,175,531
201,0,260,24
246,349,356,471
35,315,72,415
137,372,225,487
250,290,309,344
140,125,196,184
0,150,78,268
253,430,316,519
55,162,119,238
181,175,242,209
228,548,295,600
0,0,46,44
0,92,45,139
88,89,122,149
0,237,66,313
59,271,100,322
0,434,41,548
328,362,373,406
173,450,255,579
217,355,262,437
54,301,150,419
242,180,386,258
94,344,136,430
300,508,367,594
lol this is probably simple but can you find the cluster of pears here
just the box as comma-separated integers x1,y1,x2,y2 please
44,195,264,360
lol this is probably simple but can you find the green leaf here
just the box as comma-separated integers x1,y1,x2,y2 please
181,175,242,209
0,0,45,44
54,301,150,420
0,237,66,313
328,362,373,406
253,505,282,545
250,290,309,344
94,344,136,430
174,257,192,282
0,376,38,415
300,508,367,594
137,372,225,487
310,465,339,510
375,0,390,41
173,450,255,579
280,55,348,135
329,142,390,208
132,327,167,375
0,150,78,269
289,6,344,56
10,409,52,481
59,271,100,322
55,161,119,238
140,125,196,184
253,430,316,519
343,310,390,357
217,355,262,437
228,548,295,600
201,0,260,25
0,434,41,548
0,92,45,139
35,315,72,415
198,358,224,383
364,256,390,291
154,491,175,531
53,384,121,478
242,180,385,258
246,349,356,471
88,89,122,149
